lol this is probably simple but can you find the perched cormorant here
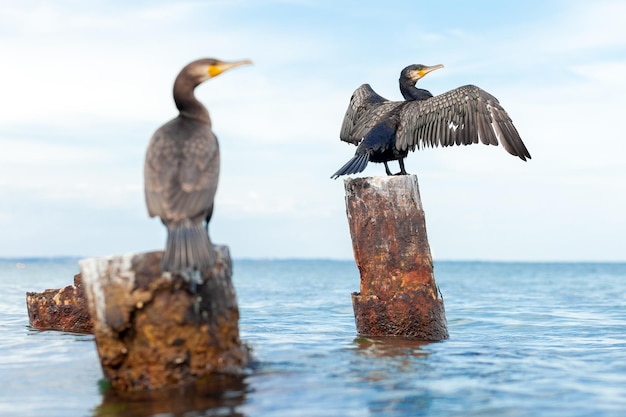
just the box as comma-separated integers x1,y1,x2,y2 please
331,64,531,179
144,58,251,278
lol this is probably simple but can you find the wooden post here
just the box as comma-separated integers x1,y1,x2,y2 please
344,175,448,340
26,273,93,334
79,246,249,392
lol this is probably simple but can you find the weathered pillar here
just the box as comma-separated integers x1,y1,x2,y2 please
344,175,448,340
79,246,249,392
26,273,93,334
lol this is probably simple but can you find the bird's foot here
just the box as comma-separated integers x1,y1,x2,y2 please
396,159,408,176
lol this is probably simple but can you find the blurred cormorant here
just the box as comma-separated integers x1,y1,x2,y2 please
144,58,251,278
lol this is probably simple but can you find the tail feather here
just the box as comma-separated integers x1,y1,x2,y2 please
331,153,369,179
162,219,216,277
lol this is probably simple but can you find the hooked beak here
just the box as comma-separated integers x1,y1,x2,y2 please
208,59,253,78
417,64,444,78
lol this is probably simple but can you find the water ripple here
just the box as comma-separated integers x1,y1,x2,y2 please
1,259,626,416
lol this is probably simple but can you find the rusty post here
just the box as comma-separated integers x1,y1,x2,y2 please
79,246,249,392
344,175,448,340
26,273,93,334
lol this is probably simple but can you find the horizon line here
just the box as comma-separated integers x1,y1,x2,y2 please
1,256,625,264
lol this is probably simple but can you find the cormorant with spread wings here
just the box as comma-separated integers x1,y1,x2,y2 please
331,64,530,179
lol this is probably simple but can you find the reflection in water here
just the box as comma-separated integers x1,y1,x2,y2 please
351,337,435,416
353,336,431,359
94,374,247,417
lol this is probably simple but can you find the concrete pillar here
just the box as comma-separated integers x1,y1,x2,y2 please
79,246,249,392
344,175,448,340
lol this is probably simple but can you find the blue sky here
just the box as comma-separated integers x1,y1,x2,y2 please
0,0,625,261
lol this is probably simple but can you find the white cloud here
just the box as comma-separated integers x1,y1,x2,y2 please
0,1,625,260
0,138,104,165
552,1,626,51
0,137,142,208
569,61,626,86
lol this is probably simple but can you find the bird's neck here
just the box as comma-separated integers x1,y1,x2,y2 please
173,75,211,124
399,80,433,101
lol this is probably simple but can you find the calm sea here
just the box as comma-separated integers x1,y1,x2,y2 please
1,258,625,416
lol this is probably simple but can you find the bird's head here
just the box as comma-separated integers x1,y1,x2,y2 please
182,58,253,85
401,64,444,83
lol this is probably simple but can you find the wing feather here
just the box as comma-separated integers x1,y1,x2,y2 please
144,117,219,223
396,85,531,160
340,84,395,145
350,102,401,143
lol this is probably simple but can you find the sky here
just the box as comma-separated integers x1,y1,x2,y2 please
0,0,625,262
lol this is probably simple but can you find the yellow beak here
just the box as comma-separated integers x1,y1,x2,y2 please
417,64,444,78
208,59,253,78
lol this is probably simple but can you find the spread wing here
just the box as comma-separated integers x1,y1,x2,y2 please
396,85,531,160
340,84,397,145
144,117,219,223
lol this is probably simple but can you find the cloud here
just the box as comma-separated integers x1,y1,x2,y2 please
0,137,142,208
549,1,626,52
0,1,625,260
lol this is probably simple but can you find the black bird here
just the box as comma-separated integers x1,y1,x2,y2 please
331,64,531,179
144,58,251,278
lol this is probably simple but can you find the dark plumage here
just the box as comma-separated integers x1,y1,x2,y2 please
331,64,531,179
144,58,251,278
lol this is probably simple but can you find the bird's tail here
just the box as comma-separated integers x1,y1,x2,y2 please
161,219,216,278
330,153,369,179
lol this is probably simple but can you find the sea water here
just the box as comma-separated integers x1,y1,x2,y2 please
1,258,625,416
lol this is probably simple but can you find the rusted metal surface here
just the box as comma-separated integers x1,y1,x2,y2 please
344,175,448,341
352,290,448,339
26,273,93,334
79,246,249,392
